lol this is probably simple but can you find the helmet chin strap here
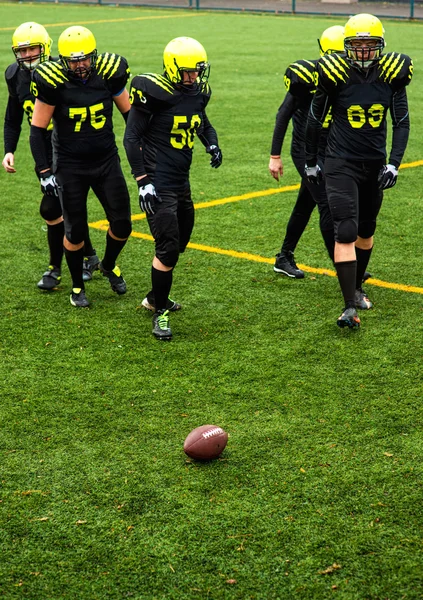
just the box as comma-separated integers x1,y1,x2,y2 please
21,57,41,70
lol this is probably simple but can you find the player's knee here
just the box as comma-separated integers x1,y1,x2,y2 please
110,219,132,239
40,195,62,221
336,219,357,243
67,221,86,245
358,220,376,239
161,248,179,268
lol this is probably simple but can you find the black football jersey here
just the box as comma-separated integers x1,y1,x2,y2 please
128,73,212,189
32,53,130,166
315,52,413,161
4,62,53,154
284,58,330,157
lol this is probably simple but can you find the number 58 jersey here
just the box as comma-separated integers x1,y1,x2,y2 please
128,73,212,190
32,53,130,167
316,52,413,162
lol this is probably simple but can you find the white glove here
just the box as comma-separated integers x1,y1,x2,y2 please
40,170,59,197
304,163,323,185
137,177,160,215
378,164,398,190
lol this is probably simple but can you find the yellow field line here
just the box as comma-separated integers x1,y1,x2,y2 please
0,14,198,32
88,159,423,294
88,227,423,296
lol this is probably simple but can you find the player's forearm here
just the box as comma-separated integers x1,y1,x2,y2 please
305,90,328,165
4,97,24,154
270,92,298,156
29,125,51,173
4,122,21,155
389,89,410,168
197,113,218,148
123,108,150,178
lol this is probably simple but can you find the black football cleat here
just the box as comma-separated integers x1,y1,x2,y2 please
362,271,372,283
337,306,361,329
70,288,90,308
142,293,182,313
82,253,100,282
37,265,61,290
355,288,373,310
99,262,127,295
274,251,304,278
152,309,172,341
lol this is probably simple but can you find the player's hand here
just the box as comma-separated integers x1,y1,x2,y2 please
137,176,160,215
269,156,283,181
40,169,59,197
206,145,222,169
378,164,398,190
2,152,16,173
304,163,323,185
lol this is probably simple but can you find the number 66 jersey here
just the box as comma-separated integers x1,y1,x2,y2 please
124,73,216,190
32,53,130,167
308,52,413,166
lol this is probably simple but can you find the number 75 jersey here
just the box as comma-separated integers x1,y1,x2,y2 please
315,52,413,162
128,73,212,189
32,53,130,166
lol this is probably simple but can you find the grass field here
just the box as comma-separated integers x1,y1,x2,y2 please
1,3,423,598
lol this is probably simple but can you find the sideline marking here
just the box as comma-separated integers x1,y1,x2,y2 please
0,14,199,32
89,159,423,295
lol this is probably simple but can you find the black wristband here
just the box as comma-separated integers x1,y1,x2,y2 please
136,175,151,188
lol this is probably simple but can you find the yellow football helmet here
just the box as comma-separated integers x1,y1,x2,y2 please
318,25,345,57
58,26,97,78
344,13,385,68
163,37,210,86
12,22,52,70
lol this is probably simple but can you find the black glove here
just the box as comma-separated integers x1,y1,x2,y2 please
304,163,323,185
378,164,398,190
206,145,222,169
137,176,160,215
40,169,59,198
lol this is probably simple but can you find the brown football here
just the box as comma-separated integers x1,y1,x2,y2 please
183,424,228,460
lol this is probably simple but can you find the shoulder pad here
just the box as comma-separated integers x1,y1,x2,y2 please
317,53,349,91
129,73,174,109
96,53,130,95
284,59,316,96
96,53,129,81
5,62,19,83
379,52,413,87
200,81,211,99
34,61,68,89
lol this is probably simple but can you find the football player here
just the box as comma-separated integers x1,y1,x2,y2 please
269,25,344,278
305,14,412,328
3,22,99,290
29,26,132,308
124,36,222,341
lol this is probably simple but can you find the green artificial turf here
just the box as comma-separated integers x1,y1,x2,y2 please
1,4,423,598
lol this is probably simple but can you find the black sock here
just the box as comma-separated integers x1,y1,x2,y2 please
65,247,84,290
355,246,373,288
47,221,64,269
281,188,315,254
152,266,173,312
83,233,95,258
321,228,335,263
101,232,127,271
335,260,357,308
